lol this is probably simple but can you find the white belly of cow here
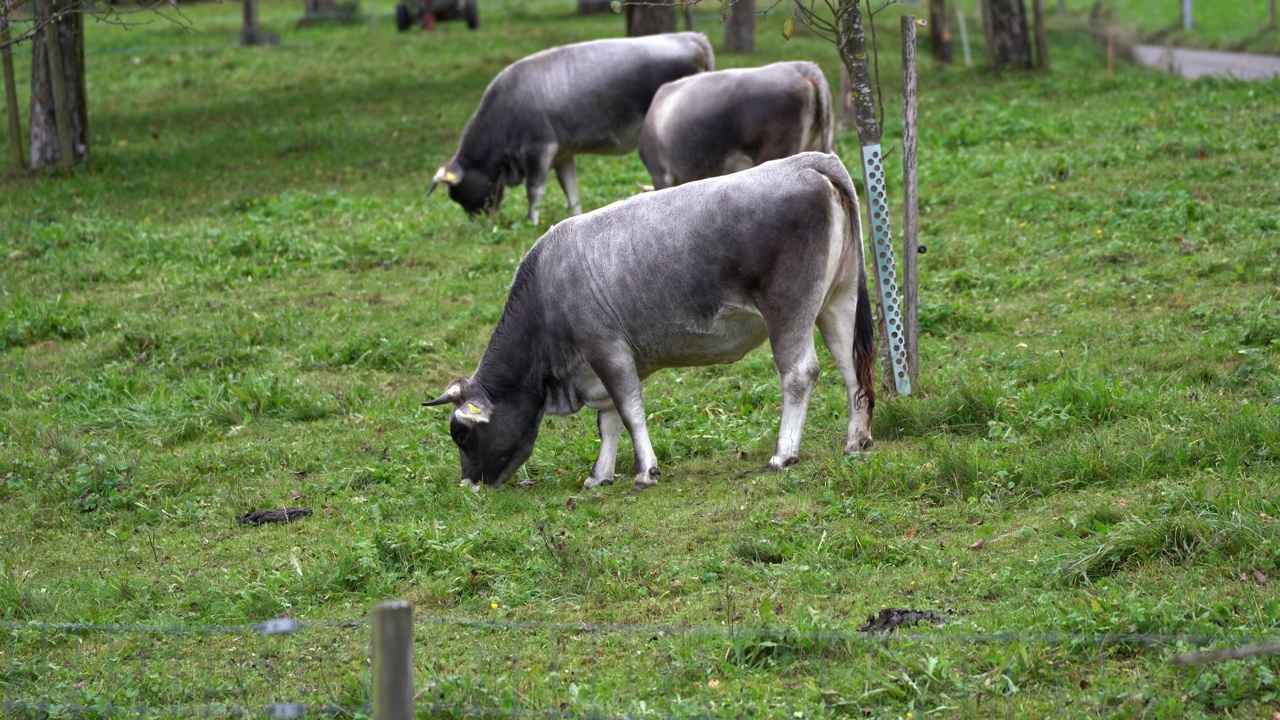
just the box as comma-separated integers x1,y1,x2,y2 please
663,307,770,367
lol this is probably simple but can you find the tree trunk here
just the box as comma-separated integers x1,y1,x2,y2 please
30,0,88,170
242,0,263,44
928,0,952,63
985,0,1033,70
626,0,675,36
723,0,753,54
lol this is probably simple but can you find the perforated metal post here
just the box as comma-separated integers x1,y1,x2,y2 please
859,144,912,396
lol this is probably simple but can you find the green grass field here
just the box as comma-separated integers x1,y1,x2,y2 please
2,0,1279,717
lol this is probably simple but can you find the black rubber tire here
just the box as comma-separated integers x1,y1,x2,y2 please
463,0,478,29
395,3,412,32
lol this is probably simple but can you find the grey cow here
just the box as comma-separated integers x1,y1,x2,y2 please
639,61,834,189
425,153,876,492
429,33,714,224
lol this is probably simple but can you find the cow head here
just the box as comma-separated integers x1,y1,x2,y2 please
423,377,543,489
428,157,504,217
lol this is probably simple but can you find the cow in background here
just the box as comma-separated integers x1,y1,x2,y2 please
425,153,874,492
429,33,714,223
639,61,834,189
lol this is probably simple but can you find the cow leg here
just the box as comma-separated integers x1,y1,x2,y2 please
589,353,660,490
583,406,623,489
524,146,555,224
817,288,874,453
554,157,583,215
766,327,821,471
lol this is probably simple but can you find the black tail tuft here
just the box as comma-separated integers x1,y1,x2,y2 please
853,268,876,417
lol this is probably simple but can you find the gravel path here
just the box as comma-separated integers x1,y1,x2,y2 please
1133,45,1280,81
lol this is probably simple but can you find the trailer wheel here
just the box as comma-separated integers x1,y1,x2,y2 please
395,3,413,31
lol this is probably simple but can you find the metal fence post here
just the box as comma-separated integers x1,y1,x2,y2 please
371,601,414,720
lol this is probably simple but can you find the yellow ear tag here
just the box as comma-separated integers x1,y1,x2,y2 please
467,403,482,414
445,172,459,182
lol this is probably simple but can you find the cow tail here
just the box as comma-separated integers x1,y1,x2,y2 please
853,265,876,417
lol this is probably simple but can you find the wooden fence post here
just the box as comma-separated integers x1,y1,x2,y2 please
371,600,414,720
901,14,921,389
1,12,25,173
901,14,919,391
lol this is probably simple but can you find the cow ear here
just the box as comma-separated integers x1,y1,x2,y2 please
423,379,466,407
454,400,491,426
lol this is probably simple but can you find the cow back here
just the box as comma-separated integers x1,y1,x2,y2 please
456,33,714,174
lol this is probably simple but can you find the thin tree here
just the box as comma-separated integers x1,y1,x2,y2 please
2,5,24,171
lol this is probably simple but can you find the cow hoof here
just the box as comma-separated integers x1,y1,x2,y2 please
764,456,798,472
845,435,874,453
583,474,614,489
633,467,660,491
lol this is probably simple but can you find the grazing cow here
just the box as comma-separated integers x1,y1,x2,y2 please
639,61,834,190
424,153,875,492
429,32,715,224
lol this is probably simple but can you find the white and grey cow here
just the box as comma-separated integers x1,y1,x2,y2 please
429,32,714,224
425,152,876,492
639,61,834,189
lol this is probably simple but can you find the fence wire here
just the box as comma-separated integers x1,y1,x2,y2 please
3,613,1277,718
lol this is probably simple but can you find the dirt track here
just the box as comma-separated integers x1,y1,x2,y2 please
1133,45,1280,80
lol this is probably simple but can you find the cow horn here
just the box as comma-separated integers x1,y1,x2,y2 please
429,165,461,197
423,381,465,407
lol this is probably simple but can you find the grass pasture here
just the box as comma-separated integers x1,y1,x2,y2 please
2,1,1280,717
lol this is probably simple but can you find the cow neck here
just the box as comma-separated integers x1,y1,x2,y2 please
472,249,551,404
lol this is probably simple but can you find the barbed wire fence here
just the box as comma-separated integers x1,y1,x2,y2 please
4,602,1279,718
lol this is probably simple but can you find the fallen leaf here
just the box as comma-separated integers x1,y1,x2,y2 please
904,528,919,538
968,538,986,551
707,678,721,689
1254,570,1268,586
566,496,577,510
